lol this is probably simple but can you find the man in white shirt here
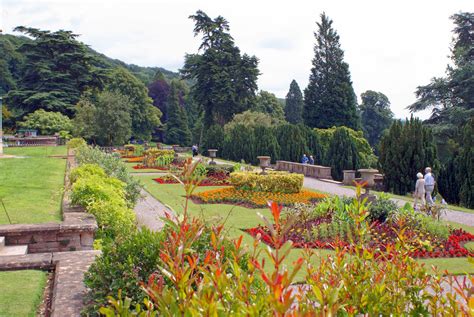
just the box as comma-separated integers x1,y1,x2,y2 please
424,167,435,205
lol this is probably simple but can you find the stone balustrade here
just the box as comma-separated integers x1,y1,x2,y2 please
275,161,332,179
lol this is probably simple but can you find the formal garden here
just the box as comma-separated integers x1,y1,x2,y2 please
0,4,473,316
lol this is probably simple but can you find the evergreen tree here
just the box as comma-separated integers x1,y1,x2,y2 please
458,119,474,208
302,126,324,164
107,68,161,141
254,126,280,164
202,124,225,154
379,117,439,195
303,13,359,130
284,80,304,124
164,81,192,146
326,127,359,180
5,27,106,118
253,90,285,121
222,124,255,163
181,10,259,127
359,90,394,146
147,72,171,122
438,157,461,204
276,124,308,162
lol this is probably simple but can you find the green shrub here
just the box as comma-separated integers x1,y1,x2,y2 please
69,164,107,184
230,171,303,193
83,228,165,316
19,109,72,135
368,193,398,222
75,146,141,205
67,137,86,149
205,164,235,175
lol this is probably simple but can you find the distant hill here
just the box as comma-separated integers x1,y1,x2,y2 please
0,33,182,95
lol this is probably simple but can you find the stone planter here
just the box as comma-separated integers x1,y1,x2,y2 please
343,170,356,185
208,149,218,165
358,168,379,188
257,156,271,175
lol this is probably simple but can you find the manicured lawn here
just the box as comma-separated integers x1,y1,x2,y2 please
140,175,474,276
0,146,66,224
0,270,47,317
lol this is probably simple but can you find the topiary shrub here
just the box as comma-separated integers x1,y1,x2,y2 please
230,171,303,193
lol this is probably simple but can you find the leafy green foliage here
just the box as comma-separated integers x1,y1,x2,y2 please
368,193,398,222
5,27,105,118
359,90,394,146
379,117,439,195
107,68,161,141
325,127,359,180
75,146,141,205
19,109,72,135
275,124,308,162
253,90,285,121
284,80,304,124
202,124,225,153
70,164,135,240
181,10,259,127
303,13,359,130
66,137,87,149
223,110,282,134
164,80,191,146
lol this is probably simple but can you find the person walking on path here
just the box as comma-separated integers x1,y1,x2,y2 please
301,154,309,164
413,172,426,210
424,167,435,205
309,155,315,165
192,144,198,157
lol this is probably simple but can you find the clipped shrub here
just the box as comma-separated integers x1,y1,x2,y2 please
75,146,141,205
71,173,126,206
230,171,303,193
205,164,235,175
69,164,107,184
325,127,359,180
67,137,86,149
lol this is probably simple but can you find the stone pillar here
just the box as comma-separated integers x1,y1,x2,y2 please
358,169,379,187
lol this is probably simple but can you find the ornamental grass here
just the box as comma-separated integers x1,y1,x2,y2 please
191,187,327,208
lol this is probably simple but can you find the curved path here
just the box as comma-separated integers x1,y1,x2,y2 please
304,178,474,226
133,189,175,231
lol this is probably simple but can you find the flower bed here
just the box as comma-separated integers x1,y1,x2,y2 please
245,220,474,259
126,156,144,163
153,172,231,186
133,165,169,171
191,187,327,208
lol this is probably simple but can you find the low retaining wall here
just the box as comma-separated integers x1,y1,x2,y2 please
0,212,96,253
0,149,97,253
276,161,332,179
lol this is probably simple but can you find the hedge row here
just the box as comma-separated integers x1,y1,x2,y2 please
230,171,304,194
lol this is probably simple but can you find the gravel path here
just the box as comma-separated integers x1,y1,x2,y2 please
304,178,474,226
133,189,175,231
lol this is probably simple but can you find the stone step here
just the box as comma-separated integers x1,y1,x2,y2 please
0,236,4,249
0,245,28,256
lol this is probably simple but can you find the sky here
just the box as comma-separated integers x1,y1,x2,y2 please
1,0,473,119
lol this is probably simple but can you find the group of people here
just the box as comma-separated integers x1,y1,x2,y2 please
413,167,436,209
301,154,315,165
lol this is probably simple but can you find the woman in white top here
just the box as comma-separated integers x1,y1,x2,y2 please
414,172,426,209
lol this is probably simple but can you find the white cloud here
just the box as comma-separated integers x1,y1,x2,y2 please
1,0,473,119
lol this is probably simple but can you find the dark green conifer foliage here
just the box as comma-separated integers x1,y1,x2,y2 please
202,124,225,154
223,124,255,164
284,80,304,124
359,90,394,146
302,126,324,164
181,10,259,127
276,124,308,163
164,81,192,146
379,117,439,195
303,13,359,130
5,27,105,118
458,119,474,208
326,127,359,181
254,126,280,164
438,158,461,204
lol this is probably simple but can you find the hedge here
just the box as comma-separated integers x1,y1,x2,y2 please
230,171,303,194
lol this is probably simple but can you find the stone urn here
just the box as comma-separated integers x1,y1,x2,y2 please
257,156,271,175
208,149,218,165
358,168,379,188
342,170,356,186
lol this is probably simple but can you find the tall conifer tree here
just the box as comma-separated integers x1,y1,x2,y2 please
164,81,192,146
285,80,304,124
304,13,359,130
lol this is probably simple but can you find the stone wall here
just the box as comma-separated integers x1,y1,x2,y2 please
0,149,98,253
276,161,332,179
